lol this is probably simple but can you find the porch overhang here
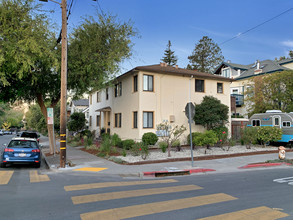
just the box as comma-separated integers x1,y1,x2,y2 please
95,106,111,112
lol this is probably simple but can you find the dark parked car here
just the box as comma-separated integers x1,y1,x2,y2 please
20,132,40,143
1,137,41,168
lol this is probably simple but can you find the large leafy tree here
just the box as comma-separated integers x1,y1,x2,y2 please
246,71,293,116
187,36,224,73
193,96,229,130
161,40,178,66
68,14,137,97
0,0,59,152
0,1,137,153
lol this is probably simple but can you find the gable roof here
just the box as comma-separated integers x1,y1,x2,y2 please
236,59,289,80
72,99,89,107
119,64,234,82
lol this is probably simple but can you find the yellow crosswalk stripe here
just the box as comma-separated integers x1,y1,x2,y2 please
64,179,178,192
80,193,237,220
73,167,108,172
0,171,14,185
72,184,202,205
197,206,289,219
29,171,50,183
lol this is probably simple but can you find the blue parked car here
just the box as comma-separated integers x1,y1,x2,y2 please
1,137,41,168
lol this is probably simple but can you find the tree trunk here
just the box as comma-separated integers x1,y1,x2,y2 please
36,93,56,154
168,143,171,157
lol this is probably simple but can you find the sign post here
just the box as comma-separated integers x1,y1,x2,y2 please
47,108,56,155
185,102,195,167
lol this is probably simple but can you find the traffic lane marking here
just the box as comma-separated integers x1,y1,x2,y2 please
80,193,237,220
0,171,13,185
29,170,50,183
72,184,202,204
273,176,293,184
197,206,289,219
73,167,107,172
64,179,178,191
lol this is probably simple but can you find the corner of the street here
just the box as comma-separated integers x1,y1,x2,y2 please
40,136,293,177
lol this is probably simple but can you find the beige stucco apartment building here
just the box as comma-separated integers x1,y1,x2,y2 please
88,63,233,143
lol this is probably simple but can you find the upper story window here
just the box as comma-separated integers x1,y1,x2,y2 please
114,82,122,97
96,92,101,102
133,75,138,92
231,88,239,94
143,75,153,91
217,83,223,93
89,95,92,105
222,68,230,78
195,79,204,92
106,88,109,100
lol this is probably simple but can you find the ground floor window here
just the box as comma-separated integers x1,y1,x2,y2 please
143,112,153,128
114,113,122,128
133,111,138,128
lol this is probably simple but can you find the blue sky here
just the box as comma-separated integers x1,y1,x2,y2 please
40,0,293,73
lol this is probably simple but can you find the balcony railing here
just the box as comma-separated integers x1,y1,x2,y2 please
231,94,244,106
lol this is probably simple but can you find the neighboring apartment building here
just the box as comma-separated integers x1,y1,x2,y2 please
70,99,90,128
88,63,233,143
70,99,89,114
214,58,293,117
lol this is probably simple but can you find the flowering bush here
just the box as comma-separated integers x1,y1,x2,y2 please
212,126,228,145
130,142,149,160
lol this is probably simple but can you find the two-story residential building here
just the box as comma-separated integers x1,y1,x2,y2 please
214,58,293,118
88,63,233,143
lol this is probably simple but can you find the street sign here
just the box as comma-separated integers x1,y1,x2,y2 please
185,102,195,120
47,108,54,125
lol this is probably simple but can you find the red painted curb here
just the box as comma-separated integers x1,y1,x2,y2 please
239,162,292,169
186,169,216,174
143,168,216,176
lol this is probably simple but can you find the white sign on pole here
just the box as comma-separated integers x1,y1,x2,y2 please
47,108,54,125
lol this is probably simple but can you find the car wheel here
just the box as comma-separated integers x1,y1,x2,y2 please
35,163,41,168
0,162,6,168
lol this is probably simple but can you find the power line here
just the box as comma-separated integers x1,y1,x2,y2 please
220,7,293,45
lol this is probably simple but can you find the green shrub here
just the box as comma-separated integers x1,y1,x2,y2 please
193,130,218,148
80,129,92,138
212,126,228,144
131,142,142,156
142,132,158,145
99,136,112,156
129,142,149,159
187,132,202,146
111,133,122,147
256,126,282,147
108,156,126,164
122,148,127,157
242,127,258,148
122,139,135,150
171,140,181,151
171,140,180,147
159,141,168,153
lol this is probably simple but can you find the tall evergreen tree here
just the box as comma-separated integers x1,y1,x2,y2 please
161,40,178,66
187,36,224,73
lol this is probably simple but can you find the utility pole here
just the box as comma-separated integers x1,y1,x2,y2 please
60,0,67,168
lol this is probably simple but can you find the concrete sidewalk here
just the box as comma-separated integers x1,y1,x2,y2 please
40,137,293,177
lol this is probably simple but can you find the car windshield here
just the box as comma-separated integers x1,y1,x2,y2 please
21,132,38,139
8,140,38,148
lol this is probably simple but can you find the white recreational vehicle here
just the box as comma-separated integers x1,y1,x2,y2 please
248,110,293,143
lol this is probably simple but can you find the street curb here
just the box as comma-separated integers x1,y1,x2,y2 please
143,168,216,177
239,162,292,169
